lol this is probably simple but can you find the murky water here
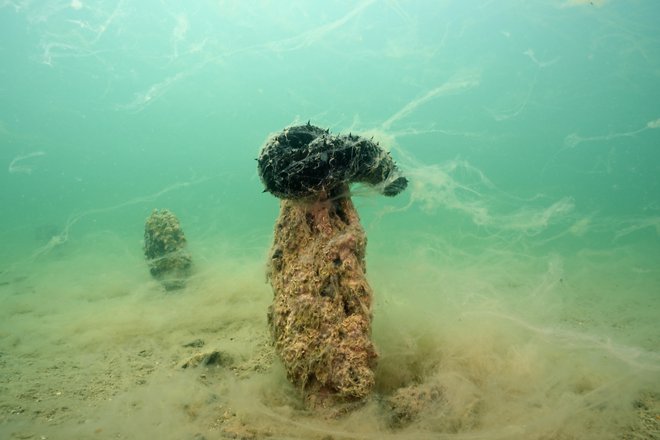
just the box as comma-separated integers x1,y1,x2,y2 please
1,1,658,439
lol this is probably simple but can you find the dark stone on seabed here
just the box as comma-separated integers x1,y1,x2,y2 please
257,122,408,199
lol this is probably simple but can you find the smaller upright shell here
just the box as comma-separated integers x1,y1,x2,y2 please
143,209,192,290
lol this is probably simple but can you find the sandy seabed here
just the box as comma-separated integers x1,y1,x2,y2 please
0,234,658,440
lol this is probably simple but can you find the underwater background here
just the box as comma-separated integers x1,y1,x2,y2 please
1,0,659,439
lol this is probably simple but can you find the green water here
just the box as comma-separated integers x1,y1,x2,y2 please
1,1,658,439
